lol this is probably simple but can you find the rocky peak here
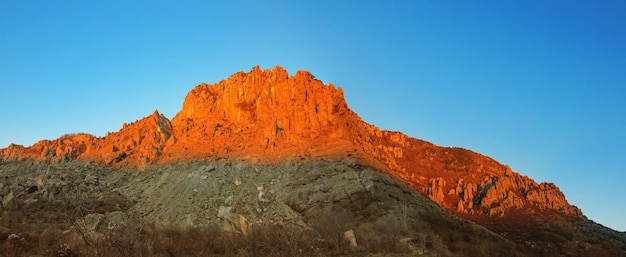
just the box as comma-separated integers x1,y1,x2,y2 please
85,110,173,167
173,65,345,129
165,65,356,162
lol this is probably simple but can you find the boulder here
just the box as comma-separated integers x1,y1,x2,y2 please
181,214,194,229
2,191,14,208
344,229,357,248
217,206,232,218
80,213,105,232
105,211,128,230
223,214,249,236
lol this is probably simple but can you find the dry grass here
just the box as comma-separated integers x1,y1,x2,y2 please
0,198,359,257
1,222,352,257
0,200,455,257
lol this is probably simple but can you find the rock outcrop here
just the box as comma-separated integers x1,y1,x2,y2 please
0,65,584,223
163,65,358,162
0,110,172,169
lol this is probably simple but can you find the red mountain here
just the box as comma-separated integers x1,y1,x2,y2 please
5,65,626,256
0,66,585,223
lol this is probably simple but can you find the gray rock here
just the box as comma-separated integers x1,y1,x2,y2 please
181,214,194,229
224,195,234,205
81,213,105,232
106,211,128,230
204,165,215,172
2,191,14,208
217,206,232,218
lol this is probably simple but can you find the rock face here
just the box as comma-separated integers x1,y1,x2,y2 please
0,110,172,169
164,65,357,162
0,65,583,223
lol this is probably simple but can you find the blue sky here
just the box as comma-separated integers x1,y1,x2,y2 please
1,1,625,231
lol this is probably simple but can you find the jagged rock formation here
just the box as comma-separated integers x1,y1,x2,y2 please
164,65,358,162
0,66,583,223
0,110,172,169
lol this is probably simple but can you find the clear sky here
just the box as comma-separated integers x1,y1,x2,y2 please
1,1,625,231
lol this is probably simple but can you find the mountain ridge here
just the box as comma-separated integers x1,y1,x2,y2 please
3,65,625,256
0,66,584,222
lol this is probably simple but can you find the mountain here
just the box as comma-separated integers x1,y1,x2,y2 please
0,65,584,219
1,66,624,256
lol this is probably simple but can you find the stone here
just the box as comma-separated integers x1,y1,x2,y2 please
81,213,105,232
426,178,446,204
181,214,194,229
7,233,20,240
36,176,45,190
106,211,128,230
24,198,38,207
85,231,105,244
344,229,357,248
223,214,249,236
2,191,14,208
224,195,234,205
217,206,232,218
204,165,216,172
457,201,465,213
257,187,269,202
